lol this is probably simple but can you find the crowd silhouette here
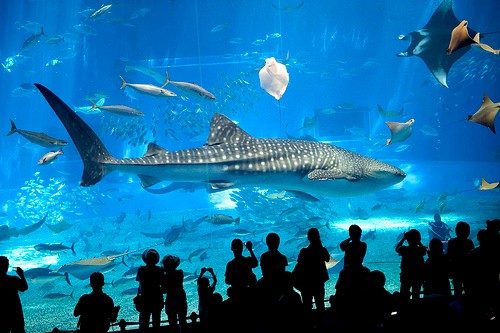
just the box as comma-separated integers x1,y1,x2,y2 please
0,218,499,333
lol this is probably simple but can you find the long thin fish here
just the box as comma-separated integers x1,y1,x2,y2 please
162,71,216,100
6,119,68,148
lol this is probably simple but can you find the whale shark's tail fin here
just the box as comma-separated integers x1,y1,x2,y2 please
34,83,112,186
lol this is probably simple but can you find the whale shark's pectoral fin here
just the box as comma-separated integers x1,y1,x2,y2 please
139,175,163,188
307,169,358,181
208,180,235,191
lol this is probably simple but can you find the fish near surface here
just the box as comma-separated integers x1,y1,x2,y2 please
34,84,406,197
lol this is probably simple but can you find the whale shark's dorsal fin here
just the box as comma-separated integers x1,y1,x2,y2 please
143,142,168,157
205,113,252,146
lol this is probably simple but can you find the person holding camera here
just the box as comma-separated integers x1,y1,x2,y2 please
0,255,28,333
395,228,427,303
197,267,217,329
223,238,259,332
224,239,258,295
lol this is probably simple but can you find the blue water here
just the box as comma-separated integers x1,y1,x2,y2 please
1,1,499,332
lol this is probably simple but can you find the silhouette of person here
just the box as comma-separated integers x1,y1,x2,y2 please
428,213,452,242
0,255,28,333
446,221,474,297
257,232,288,301
136,249,165,333
395,228,427,303
365,269,396,331
339,224,367,268
224,238,258,296
162,254,187,333
423,238,451,298
74,271,119,333
197,267,217,329
260,232,288,279
223,239,259,333
463,228,499,326
276,271,307,332
293,227,330,319
206,292,224,333
256,232,289,332
333,224,371,329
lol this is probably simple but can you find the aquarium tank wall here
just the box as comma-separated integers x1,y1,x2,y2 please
0,0,499,332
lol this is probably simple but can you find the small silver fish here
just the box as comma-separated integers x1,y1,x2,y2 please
120,75,176,97
88,4,112,20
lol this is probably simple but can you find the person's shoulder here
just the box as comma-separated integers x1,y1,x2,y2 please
78,293,91,302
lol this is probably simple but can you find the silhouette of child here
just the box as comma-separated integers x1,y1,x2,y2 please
395,228,427,303
294,228,330,311
423,238,451,298
258,232,288,301
0,255,28,333
224,238,258,296
463,228,499,325
446,221,474,297
256,232,289,332
197,267,217,327
365,269,396,331
162,254,187,333
339,224,367,268
74,271,118,333
333,224,371,326
136,249,165,333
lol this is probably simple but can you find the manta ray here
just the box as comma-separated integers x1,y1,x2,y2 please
397,0,475,88
34,84,406,197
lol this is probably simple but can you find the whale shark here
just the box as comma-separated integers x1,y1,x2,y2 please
34,83,406,197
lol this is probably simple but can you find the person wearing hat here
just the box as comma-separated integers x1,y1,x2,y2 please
162,254,187,333
74,271,119,333
136,248,165,333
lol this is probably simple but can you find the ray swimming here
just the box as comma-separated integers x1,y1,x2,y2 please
397,0,474,88
34,84,406,197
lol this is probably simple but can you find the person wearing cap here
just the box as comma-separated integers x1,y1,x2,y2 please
136,248,165,333
162,254,187,333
